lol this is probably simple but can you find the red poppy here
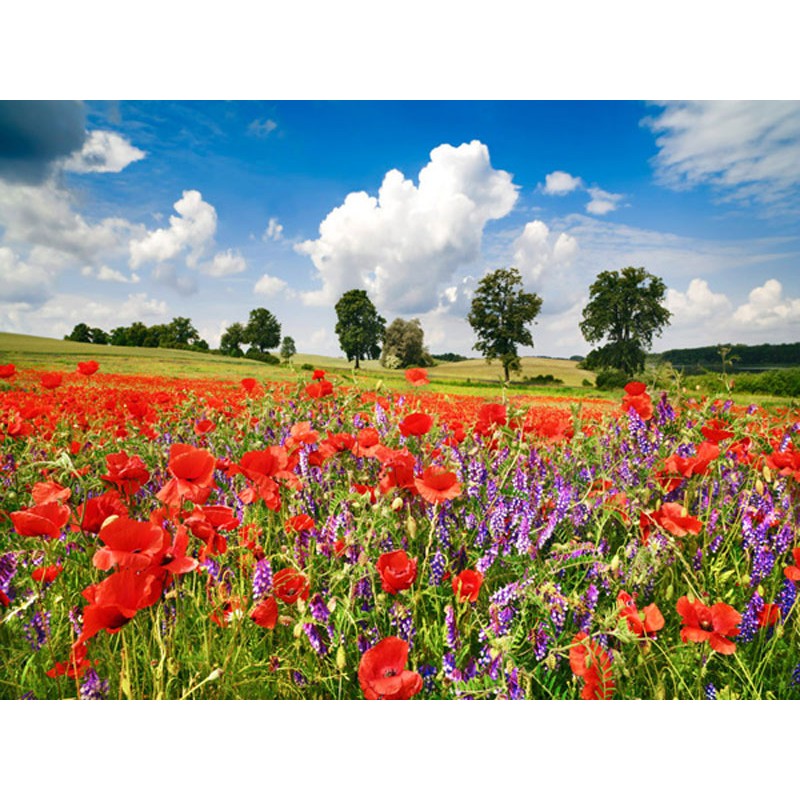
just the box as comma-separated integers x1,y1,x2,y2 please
40,372,63,389
93,516,168,571
784,548,800,581
700,418,734,444
621,390,653,421
414,466,462,505
624,381,647,396
232,446,297,508
285,514,315,534
101,451,151,495
156,443,217,507
0,589,9,607
312,369,326,380
478,402,507,429
12,502,70,539
47,643,92,679
398,412,433,438
194,418,216,435
306,379,333,399
358,636,422,700
663,441,720,478
31,480,71,505
251,596,279,629
153,525,198,576
452,569,483,603
617,591,664,638
405,368,429,386
77,360,99,376
184,505,238,557
376,550,417,594
272,567,310,604
378,451,418,496
241,378,258,392
74,490,128,533
32,564,64,584
209,596,246,628
569,633,614,700
676,596,741,655
652,502,703,537
758,603,781,628
0,363,16,379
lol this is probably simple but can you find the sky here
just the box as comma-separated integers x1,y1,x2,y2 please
1,99,799,359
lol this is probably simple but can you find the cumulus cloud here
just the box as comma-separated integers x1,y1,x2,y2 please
129,190,217,270
645,101,800,207
63,130,146,173
296,140,518,313
732,279,800,328
666,278,732,322
0,101,86,184
0,247,53,303
205,249,247,277
249,118,277,138
511,220,579,297
263,217,283,241
80,264,141,284
254,273,288,297
542,170,583,195
586,187,624,215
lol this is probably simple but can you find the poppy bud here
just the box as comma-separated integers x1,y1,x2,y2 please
762,466,772,482
665,584,674,601
100,514,120,530
755,478,764,495
610,553,620,574
391,497,404,511
293,621,304,638
336,645,346,671
406,516,417,539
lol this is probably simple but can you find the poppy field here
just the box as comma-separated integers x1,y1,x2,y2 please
1,360,799,700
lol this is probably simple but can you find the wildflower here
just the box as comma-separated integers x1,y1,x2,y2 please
77,361,100,376
376,550,417,595
101,451,150,495
32,564,63,585
452,569,483,603
358,636,422,700
399,412,433,438
784,548,800,581
156,443,217,508
272,567,310,604
12,502,70,539
676,596,741,655
405,368,429,386
414,466,462,505
251,596,279,629
569,633,614,699
652,503,702,537
617,590,664,638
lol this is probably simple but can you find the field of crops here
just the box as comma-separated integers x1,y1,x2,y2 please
1,357,799,702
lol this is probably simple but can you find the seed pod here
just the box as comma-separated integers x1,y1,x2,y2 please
406,515,417,540
391,497,404,512
336,645,346,671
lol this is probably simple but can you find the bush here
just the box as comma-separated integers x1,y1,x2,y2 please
300,363,314,371
582,378,594,387
244,349,280,365
595,369,633,390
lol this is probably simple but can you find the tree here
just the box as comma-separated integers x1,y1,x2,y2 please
380,318,433,369
244,308,281,353
579,266,671,376
89,327,109,345
280,336,297,364
163,316,200,348
467,267,542,382
65,323,92,343
334,289,386,369
220,322,246,357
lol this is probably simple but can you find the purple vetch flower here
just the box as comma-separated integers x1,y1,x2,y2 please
444,605,460,650
738,592,764,643
704,683,717,700
531,624,549,661
303,623,328,656
750,547,776,587
776,579,797,620
69,605,83,636
389,603,416,649
692,548,703,572
292,670,307,687
79,668,109,700
506,668,524,699
23,609,50,651
309,593,330,623
429,551,446,586
791,663,800,688
0,551,18,597
442,652,462,682
418,664,437,693
252,558,272,601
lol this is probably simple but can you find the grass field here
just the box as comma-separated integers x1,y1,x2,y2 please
0,331,598,396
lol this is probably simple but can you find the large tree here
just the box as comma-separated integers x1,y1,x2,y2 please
280,336,297,363
334,289,386,369
467,267,542,382
220,322,246,357
579,266,672,376
244,308,281,353
380,317,432,369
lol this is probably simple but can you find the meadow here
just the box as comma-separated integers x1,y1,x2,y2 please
1,341,799,700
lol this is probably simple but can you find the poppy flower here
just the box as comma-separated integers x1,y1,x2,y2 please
241,378,258,392
93,516,169,571
622,390,653,421
312,369,326,380
12,502,70,539
784,548,800,581
617,591,664,638
663,442,720,478
0,589,9,608
376,550,417,594
378,451,418,496
624,381,647,396
358,636,422,700
47,643,91,679
77,360,99,376
156,443,217,507
700,418,734,444
184,505,237,557
251,596,279,629
405,368,429,386
74,490,128,534
194,418,216,435
452,569,483,603
272,567,310,604
306,380,333,399
31,480,71,505
414,466,462,505
209,596,246,628
40,372,63,389
32,564,64,585
569,633,614,700
0,363,16,379
676,596,741,655
758,603,781,628
232,446,297,508
285,514,315,534
652,503,703,537
101,451,151,495
398,412,433,438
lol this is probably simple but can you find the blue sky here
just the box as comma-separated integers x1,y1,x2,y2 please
1,99,799,359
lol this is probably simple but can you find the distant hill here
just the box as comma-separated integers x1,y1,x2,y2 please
655,342,800,372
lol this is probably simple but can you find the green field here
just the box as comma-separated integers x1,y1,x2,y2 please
0,331,599,396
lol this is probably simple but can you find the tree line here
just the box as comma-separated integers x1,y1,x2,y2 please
65,265,674,380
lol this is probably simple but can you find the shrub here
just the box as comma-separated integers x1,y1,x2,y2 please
595,369,633,390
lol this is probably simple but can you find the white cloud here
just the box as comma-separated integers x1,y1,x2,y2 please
666,278,732,322
296,140,518,313
206,249,247,277
63,130,146,173
263,217,284,241
732,279,800,328
254,273,288,297
249,118,278,137
0,247,53,303
79,264,141,284
542,170,582,195
645,101,800,207
586,187,623,215
129,189,217,270
511,220,579,292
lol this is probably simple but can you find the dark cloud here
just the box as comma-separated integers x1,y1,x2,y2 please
0,101,86,184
